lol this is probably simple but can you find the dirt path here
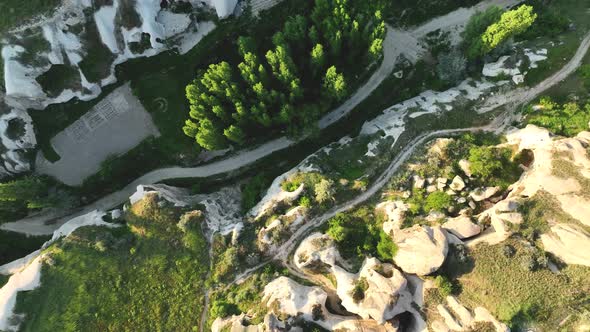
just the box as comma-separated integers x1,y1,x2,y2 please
5,1,588,238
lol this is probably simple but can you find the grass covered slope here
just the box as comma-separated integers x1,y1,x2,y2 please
449,239,590,331
12,194,209,332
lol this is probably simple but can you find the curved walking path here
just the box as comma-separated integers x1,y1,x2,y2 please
0,0,556,236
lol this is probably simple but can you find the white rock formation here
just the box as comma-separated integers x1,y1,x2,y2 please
262,277,391,331
541,224,590,267
0,256,44,332
377,200,409,234
393,225,449,275
332,258,413,324
294,233,345,271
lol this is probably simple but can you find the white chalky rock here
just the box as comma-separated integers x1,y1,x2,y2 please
450,176,466,191
393,225,449,275
332,258,412,324
459,159,472,177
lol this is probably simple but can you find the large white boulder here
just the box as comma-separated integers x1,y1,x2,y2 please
470,187,500,202
393,225,449,275
442,215,481,239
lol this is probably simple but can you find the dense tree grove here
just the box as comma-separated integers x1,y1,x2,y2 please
184,0,386,150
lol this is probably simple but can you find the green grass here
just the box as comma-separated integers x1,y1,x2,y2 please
453,238,590,331
0,230,49,266
13,194,209,331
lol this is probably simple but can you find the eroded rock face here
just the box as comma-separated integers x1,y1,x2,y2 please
393,225,449,276
442,215,481,239
541,224,590,267
332,258,412,324
376,201,408,234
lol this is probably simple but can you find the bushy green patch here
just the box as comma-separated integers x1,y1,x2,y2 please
525,97,590,137
463,5,537,59
14,194,209,331
325,207,394,266
424,191,452,213
350,277,369,303
455,238,590,330
433,275,454,297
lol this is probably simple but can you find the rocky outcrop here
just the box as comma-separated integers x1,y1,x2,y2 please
541,224,590,267
377,200,408,234
294,232,344,272
470,187,500,202
262,276,396,331
393,225,448,275
332,258,412,324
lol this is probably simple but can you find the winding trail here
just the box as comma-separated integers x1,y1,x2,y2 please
3,0,520,236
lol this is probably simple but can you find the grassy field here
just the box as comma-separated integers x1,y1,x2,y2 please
448,238,590,330
0,0,60,34
13,194,209,331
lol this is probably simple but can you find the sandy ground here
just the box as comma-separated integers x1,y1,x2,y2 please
35,83,160,186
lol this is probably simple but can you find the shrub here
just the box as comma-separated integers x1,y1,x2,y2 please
376,230,398,261
349,277,369,303
424,191,452,213
436,51,467,84
434,275,454,297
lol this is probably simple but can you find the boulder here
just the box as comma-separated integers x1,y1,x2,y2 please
470,187,500,202
376,201,408,233
449,176,466,191
413,175,426,189
393,225,449,275
459,159,472,177
443,215,481,239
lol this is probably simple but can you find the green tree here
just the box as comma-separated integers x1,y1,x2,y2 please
480,5,537,54
195,119,227,151
237,36,256,57
283,15,308,45
323,66,347,101
223,124,245,144
463,6,503,58
310,43,326,75
0,176,51,209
